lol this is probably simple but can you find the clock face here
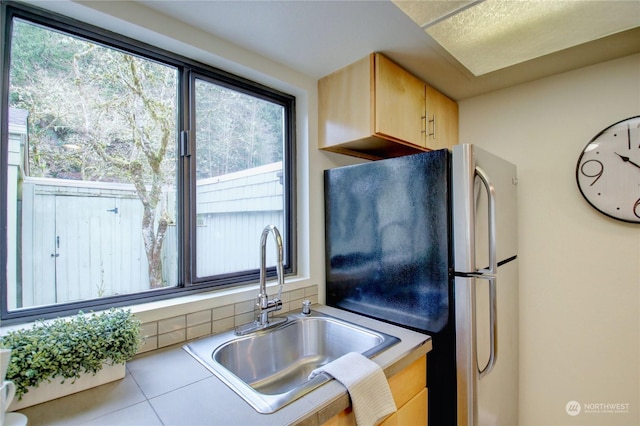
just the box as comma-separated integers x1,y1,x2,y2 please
576,116,640,223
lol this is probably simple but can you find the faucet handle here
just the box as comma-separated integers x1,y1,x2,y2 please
302,300,311,315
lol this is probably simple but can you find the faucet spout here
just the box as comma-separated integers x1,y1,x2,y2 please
235,225,287,335
259,225,284,306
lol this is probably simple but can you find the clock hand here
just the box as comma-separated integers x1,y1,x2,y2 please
615,152,640,170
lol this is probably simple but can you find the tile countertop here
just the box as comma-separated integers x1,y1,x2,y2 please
16,305,432,426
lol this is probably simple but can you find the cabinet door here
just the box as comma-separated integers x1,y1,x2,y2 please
425,85,459,150
380,388,428,426
374,54,426,148
397,388,428,426
318,55,372,150
322,357,427,426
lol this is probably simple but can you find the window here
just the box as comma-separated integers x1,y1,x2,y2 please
1,4,295,322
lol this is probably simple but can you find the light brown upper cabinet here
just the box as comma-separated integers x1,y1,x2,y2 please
318,53,458,160
374,53,426,150
425,85,459,151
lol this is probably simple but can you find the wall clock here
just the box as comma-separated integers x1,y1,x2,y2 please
576,116,640,223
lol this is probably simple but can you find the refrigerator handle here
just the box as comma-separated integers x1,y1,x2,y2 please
475,166,497,276
475,166,498,378
478,276,497,378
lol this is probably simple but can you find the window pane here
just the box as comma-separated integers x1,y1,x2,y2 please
6,19,178,310
194,78,286,278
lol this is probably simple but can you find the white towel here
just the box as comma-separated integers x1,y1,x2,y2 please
308,352,397,426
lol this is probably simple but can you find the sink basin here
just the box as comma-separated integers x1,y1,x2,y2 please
184,310,400,413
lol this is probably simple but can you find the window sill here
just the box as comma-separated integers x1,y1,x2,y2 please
129,277,315,323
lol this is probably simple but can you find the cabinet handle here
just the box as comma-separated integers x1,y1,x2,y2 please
428,114,436,139
421,115,427,138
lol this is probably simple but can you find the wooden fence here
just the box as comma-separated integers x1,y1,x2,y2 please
18,163,283,307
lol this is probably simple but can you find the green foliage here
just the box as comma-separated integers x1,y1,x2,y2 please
0,309,141,398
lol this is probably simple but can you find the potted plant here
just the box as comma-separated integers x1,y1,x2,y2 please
0,308,140,410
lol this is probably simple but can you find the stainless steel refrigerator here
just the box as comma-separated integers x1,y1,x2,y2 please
324,144,518,425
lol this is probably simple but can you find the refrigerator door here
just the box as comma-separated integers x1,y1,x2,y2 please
452,144,519,426
476,259,519,425
324,150,451,334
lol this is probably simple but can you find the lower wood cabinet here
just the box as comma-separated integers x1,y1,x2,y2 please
322,356,427,426
382,388,428,426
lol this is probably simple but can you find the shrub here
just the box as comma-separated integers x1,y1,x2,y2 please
0,308,140,398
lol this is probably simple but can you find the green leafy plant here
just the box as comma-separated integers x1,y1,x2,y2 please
0,308,140,398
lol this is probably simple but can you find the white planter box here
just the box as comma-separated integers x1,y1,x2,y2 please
8,363,126,411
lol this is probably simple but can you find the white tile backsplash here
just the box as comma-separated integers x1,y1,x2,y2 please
134,285,318,354
187,322,212,340
288,288,305,301
212,316,235,334
158,329,186,348
234,311,254,326
158,316,186,334
212,304,234,320
138,335,158,354
187,310,211,327
139,322,158,338
234,299,255,315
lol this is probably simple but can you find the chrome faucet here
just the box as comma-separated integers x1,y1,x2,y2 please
235,225,287,335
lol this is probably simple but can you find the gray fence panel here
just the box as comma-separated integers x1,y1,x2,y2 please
18,163,283,307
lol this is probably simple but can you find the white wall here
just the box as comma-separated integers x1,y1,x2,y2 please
460,54,640,426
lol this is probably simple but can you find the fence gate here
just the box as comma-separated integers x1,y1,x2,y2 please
22,181,150,307
55,195,117,302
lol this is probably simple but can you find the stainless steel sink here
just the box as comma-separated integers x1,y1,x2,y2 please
184,310,400,413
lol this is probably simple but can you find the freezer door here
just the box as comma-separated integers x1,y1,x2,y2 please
452,144,519,426
452,144,518,272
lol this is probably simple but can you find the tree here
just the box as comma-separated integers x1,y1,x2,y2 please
79,54,176,289
10,20,177,289
194,80,283,179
